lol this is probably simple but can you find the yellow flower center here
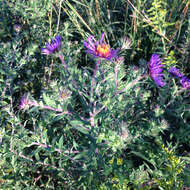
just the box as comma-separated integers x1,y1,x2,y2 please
96,44,110,57
61,92,68,99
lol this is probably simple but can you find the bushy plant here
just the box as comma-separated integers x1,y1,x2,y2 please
0,0,190,189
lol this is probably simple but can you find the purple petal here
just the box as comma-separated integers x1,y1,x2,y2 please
88,36,96,48
83,41,95,51
41,48,51,55
148,54,165,87
100,33,104,44
180,76,190,89
41,35,62,55
169,67,183,78
83,33,118,60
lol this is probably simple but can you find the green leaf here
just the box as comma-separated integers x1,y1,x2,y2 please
72,125,89,135
11,155,17,167
70,120,85,126
35,152,40,161
70,120,90,134
73,151,87,160
104,164,112,176
58,135,64,150
42,93,55,107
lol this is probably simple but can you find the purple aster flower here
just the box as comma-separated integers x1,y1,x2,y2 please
180,76,190,90
18,95,31,110
42,35,61,55
83,33,118,60
168,67,184,78
148,54,165,87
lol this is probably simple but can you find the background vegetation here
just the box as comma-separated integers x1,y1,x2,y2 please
0,0,190,189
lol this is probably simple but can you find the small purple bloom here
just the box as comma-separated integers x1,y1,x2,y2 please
148,54,165,87
18,95,31,110
42,36,61,55
180,76,190,90
169,67,183,78
83,33,118,60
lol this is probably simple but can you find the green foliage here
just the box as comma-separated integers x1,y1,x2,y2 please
162,50,178,68
144,0,174,52
0,0,190,189
145,0,174,35
178,11,190,70
153,144,184,190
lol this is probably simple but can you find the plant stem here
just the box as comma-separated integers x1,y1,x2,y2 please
10,149,68,173
90,60,99,104
58,54,79,90
114,64,118,94
90,60,100,127
116,74,146,95
30,101,71,114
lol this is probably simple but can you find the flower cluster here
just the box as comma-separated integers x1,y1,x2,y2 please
179,76,190,90
168,66,190,90
83,33,118,60
168,67,183,78
148,54,165,87
18,95,31,110
41,35,190,91
59,88,72,100
148,56,190,90
42,36,62,55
